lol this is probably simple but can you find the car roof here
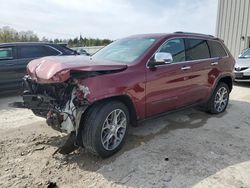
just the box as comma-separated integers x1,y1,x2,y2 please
0,42,59,47
127,32,217,40
0,32,218,47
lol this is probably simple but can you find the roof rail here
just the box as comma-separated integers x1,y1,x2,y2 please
174,31,214,38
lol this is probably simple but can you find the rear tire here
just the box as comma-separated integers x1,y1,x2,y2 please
81,101,129,158
206,82,230,114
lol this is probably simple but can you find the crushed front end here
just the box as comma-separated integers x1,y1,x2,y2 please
10,56,128,155
10,75,90,154
22,75,90,133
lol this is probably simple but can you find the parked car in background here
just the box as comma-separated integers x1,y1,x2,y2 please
13,32,235,157
71,47,90,56
0,42,77,91
234,48,250,82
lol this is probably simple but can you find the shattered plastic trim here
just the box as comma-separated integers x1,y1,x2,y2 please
60,88,77,133
78,85,90,98
59,85,90,133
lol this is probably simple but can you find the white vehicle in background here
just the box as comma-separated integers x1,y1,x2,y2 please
71,46,104,56
234,48,250,82
71,47,90,56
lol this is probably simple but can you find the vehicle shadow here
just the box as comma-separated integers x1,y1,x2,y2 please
234,81,250,88
46,105,224,171
0,90,22,109
36,100,250,187
0,89,22,98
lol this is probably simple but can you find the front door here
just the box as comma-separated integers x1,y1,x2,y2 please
0,46,20,90
145,38,195,117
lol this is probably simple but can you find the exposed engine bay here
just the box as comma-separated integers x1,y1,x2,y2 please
11,75,92,154
9,55,128,155
21,75,91,133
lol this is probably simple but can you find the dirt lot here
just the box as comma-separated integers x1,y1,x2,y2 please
0,83,250,188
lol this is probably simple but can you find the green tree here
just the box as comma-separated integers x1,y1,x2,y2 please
0,26,39,43
0,26,113,47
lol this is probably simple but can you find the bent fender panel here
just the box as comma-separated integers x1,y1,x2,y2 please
76,68,146,120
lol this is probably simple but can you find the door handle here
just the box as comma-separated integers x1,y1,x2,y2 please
211,62,218,66
181,66,191,70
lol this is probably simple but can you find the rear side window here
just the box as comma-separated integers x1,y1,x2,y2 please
207,40,227,58
158,38,185,63
19,46,48,59
0,47,13,60
19,45,60,59
185,39,210,61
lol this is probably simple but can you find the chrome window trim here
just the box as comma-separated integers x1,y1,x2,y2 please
146,36,229,69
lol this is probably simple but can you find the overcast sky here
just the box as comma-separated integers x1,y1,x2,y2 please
0,0,218,40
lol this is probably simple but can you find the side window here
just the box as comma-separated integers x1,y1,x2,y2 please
61,46,76,55
0,47,13,60
158,38,185,63
207,40,227,58
44,46,61,56
185,39,210,61
19,46,49,59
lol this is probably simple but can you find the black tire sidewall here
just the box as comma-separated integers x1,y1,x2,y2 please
83,101,130,158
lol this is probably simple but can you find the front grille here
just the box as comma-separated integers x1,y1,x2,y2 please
235,67,249,71
235,76,250,80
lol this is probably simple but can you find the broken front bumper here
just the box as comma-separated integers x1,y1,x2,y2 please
10,76,54,111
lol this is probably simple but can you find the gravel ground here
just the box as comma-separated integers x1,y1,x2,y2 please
0,83,250,188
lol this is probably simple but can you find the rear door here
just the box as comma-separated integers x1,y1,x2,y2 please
145,38,196,117
184,38,225,103
0,46,19,90
207,40,229,81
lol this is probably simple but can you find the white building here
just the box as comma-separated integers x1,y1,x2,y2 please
216,0,250,57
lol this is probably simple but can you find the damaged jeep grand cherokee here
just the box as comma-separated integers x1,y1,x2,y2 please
12,32,235,157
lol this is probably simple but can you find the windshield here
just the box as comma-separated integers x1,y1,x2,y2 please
92,37,157,63
239,48,250,58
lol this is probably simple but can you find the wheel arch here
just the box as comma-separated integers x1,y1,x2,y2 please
206,74,233,105
76,94,137,147
79,94,137,127
218,76,233,92
115,95,137,126
94,95,137,126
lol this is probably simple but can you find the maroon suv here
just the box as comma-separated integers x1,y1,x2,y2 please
14,32,235,157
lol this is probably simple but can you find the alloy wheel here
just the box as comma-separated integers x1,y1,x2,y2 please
101,109,127,151
214,87,228,112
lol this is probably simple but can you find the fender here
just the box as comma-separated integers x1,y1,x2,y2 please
208,72,234,101
76,70,146,120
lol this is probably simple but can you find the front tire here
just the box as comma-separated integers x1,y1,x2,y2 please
206,82,230,114
81,101,129,158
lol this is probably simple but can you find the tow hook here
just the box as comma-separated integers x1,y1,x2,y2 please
52,132,79,156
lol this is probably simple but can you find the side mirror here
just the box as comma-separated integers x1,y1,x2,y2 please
154,52,173,64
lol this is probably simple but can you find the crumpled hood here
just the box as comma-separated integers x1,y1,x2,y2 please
27,56,128,83
235,58,250,68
